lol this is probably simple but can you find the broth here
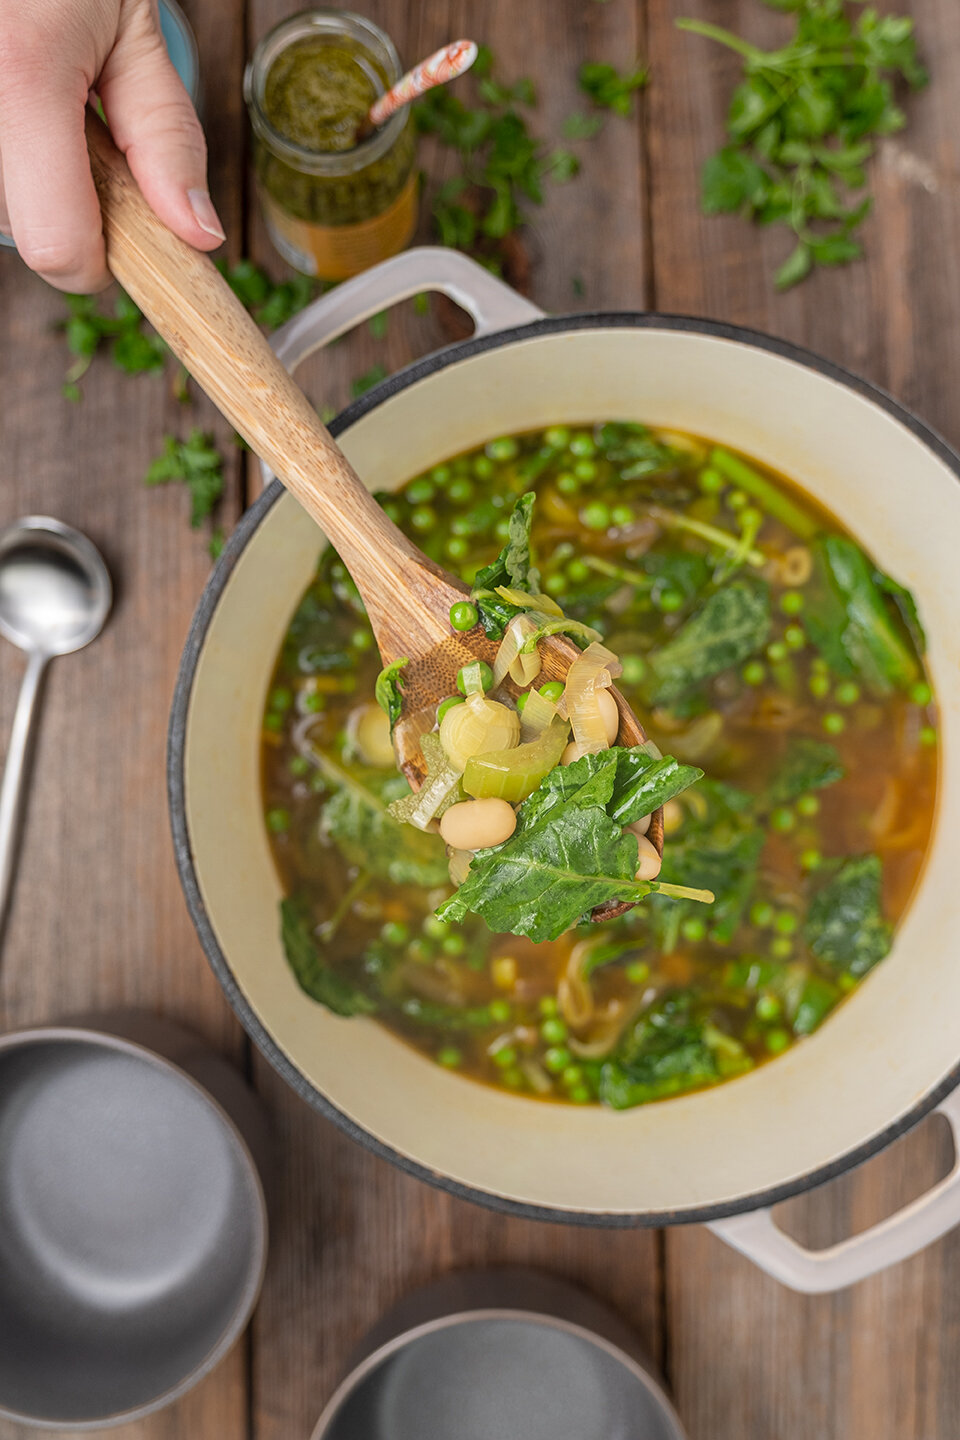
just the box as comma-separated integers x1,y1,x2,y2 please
261,423,938,1107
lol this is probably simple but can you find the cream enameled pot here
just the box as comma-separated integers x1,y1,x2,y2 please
170,248,960,1293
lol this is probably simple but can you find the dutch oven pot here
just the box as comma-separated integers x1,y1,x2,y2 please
170,248,960,1293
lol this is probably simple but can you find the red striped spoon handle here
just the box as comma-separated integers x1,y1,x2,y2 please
366,40,478,131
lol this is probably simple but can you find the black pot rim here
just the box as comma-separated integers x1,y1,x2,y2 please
168,309,960,1229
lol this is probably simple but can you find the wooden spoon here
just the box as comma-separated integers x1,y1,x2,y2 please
85,117,662,911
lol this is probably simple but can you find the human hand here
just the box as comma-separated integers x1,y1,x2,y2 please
0,0,224,292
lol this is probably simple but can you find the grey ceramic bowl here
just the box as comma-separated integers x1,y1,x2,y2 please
312,1270,688,1440
0,1013,269,1429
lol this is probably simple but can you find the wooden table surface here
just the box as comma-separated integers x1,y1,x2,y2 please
1,1,959,1436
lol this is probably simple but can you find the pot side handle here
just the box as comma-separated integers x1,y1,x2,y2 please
707,1088,960,1294
270,246,544,373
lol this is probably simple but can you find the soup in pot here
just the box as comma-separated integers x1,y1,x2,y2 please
261,423,937,1108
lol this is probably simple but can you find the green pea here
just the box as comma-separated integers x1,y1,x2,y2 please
698,467,724,494
493,1046,518,1069
501,1067,524,1089
448,478,474,504
289,754,311,778
809,673,831,699
494,517,511,542
766,641,788,663
658,588,684,613
765,1028,790,1055
489,998,511,1024
742,661,766,686
569,433,595,457
544,426,571,448
473,455,495,480
516,692,530,714
574,459,597,481
581,502,610,531
611,504,634,527
442,934,466,956
566,558,590,583
562,1064,584,1088
446,536,469,561
351,629,373,651
740,506,763,530
266,807,290,833
437,694,465,723
920,726,938,747
539,680,565,702
423,916,449,939
540,1016,568,1045
437,1047,462,1068
774,910,798,936
545,573,567,596
780,590,804,616
570,1085,592,1104
822,712,845,735
811,655,829,673
381,921,410,946
556,472,579,495
407,477,435,504
539,995,559,1016
755,994,781,1022
784,624,806,650
383,502,401,523
771,806,795,833
263,711,284,734
431,464,451,484
543,1046,572,1074
910,681,932,707
618,659,650,691
487,437,519,462
750,901,774,928
457,661,494,695
269,686,293,713
796,793,820,817
800,848,821,871
410,505,436,532
626,960,650,984
449,600,479,632
834,681,860,706
681,917,707,943
728,489,747,509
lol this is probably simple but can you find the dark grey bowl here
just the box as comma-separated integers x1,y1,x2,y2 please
313,1270,688,1440
0,1014,269,1429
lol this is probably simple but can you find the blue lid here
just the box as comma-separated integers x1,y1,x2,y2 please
1,0,200,249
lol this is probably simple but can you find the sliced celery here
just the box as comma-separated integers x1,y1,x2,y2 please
463,719,570,803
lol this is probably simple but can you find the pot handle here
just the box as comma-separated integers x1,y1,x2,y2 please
707,1088,960,1294
270,246,544,374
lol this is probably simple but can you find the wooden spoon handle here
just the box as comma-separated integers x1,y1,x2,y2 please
85,114,419,605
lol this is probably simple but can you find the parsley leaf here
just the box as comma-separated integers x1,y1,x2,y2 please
375,657,408,728
351,363,388,399
578,61,649,116
143,429,224,528
472,491,540,595
678,2,927,287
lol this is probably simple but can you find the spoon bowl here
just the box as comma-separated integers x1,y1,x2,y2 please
0,518,112,657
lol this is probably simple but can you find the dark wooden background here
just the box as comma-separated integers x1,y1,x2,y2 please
1,1,958,1436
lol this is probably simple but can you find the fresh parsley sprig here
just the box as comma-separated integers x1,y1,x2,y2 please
677,0,928,288
143,429,224,530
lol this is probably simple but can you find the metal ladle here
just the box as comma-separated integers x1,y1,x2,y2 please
0,518,112,937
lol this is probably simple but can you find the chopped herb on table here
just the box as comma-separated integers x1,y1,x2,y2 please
143,430,225,528
677,0,928,288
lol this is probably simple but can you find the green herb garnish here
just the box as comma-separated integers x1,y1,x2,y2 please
677,1,927,288
143,429,224,528
578,60,648,116
375,657,409,728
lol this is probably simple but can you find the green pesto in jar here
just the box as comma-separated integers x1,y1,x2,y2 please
264,37,381,153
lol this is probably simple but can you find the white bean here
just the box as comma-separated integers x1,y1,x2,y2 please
634,834,662,881
627,813,652,837
561,740,589,766
440,798,517,852
596,686,620,744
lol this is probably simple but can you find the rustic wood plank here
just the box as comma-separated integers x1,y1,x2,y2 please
0,0,251,1435
646,1,960,1435
244,3,660,1435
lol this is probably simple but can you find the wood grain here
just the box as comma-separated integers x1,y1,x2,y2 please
646,2,960,1436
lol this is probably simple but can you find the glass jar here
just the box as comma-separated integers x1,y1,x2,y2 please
244,10,418,280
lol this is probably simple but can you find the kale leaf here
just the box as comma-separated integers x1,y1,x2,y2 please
280,897,377,1015
804,535,920,693
804,854,892,976
764,736,845,806
599,990,750,1108
374,657,408,728
321,770,449,889
642,579,771,705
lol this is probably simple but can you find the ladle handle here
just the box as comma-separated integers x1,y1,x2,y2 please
84,114,418,602
0,650,48,939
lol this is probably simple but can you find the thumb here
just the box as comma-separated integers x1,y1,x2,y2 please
97,21,225,250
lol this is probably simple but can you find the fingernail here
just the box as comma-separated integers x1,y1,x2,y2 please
188,188,226,242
